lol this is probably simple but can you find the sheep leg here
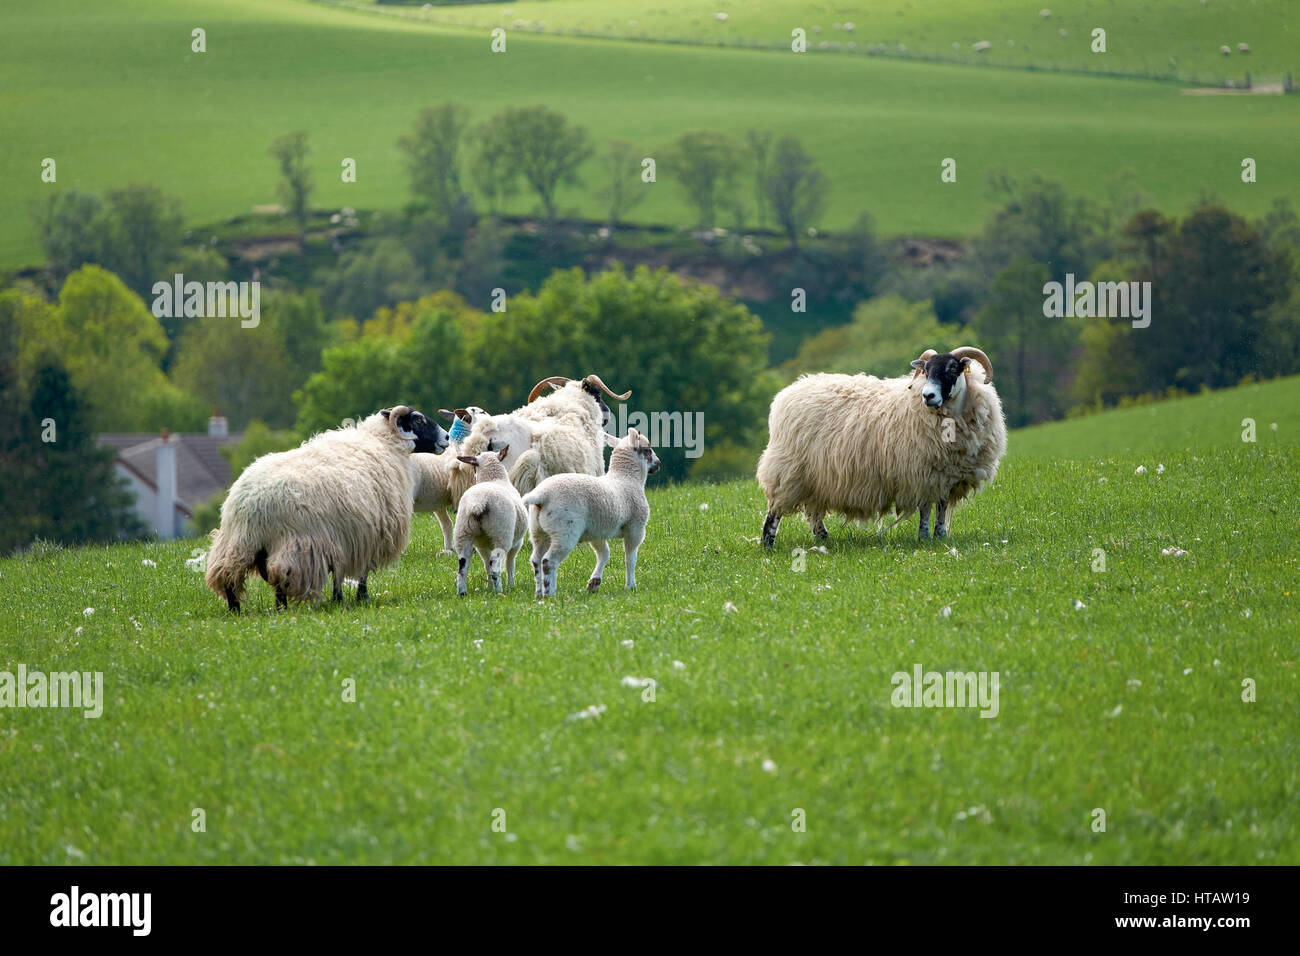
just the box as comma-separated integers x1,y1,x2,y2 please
624,528,645,590
935,497,950,538
529,530,548,598
761,511,782,549
331,572,343,603
806,510,828,540
456,542,474,596
919,504,932,540
505,545,520,589
587,539,610,592
224,587,241,614
435,509,456,556
542,542,574,598
275,587,288,610
357,576,369,601
479,544,502,594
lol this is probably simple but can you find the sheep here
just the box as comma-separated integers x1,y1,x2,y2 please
205,405,448,611
756,347,1006,548
410,406,489,553
522,429,660,598
457,374,631,495
451,446,527,595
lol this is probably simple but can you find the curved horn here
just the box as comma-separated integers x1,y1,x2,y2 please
907,349,937,389
527,376,571,403
582,374,631,401
951,346,994,385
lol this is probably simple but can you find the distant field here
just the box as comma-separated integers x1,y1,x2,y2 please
357,0,1299,83
1,377,1297,863
1,0,1297,269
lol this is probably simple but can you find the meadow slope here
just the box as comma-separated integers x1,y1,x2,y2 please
1,0,1297,267
1,378,1296,864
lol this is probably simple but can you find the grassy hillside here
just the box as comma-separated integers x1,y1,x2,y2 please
359,0,1300,83
1,0,1297,268
2,378,1296,864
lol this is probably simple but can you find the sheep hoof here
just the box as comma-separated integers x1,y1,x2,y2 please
919,529,930,540
438,549,455,557
586,577,602,593
935,528,948,539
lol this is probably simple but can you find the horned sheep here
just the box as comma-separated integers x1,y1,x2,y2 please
456,374,631,496
451,446,527,595
756,347,1006,547
205,405,448,611
522,429,660,598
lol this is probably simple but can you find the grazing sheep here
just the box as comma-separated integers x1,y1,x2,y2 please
756,347,1006,548
458,374,631,495
410,406,489,553
522,430,660,598
205,406,448,611
451,446,527,595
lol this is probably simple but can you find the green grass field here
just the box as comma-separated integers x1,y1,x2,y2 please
1,0,1296,269
356,0,1299,82
2,377,1296,864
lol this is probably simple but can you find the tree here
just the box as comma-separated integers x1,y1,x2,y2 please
469,122,519,217
169,314,294,429
745,129,773,230
398,104,472,218
0,301,35,553
317,238,426,319
25,362,143,547
763,136,828,250
99,185,183,297
475,107,591,222
969,257,1081,426
597,139,647,229
32,190,108,282
667,131,738,231
270,131,313,248
970,175,1108,287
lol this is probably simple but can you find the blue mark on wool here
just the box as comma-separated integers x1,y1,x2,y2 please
449,417,470,442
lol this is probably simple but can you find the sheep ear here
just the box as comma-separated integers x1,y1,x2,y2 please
457,456,478,467
380,408,392,419
959,357,973,371
909,360,925,372
438,409,455,422
604,432,620,448
496,444,509,460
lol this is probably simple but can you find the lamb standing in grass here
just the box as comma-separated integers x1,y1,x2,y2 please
522,430,660,598
411,407,489,554
452,446,527,595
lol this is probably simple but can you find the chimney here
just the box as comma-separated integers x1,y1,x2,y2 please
208,407,228,438
156,432,177,540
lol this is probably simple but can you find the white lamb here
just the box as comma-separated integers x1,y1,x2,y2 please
521,430,660,598
205,406,448,611
410,406,489,553
451,446,527,595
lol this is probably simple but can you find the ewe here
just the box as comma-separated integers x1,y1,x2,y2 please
206,406,447,611
522,429,660,598
757,347,1006,547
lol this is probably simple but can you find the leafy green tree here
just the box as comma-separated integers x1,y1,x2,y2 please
597,139,647,229
0,303,35,553
970,256,1081,426
293,337,412,435
100,185,183,297
667,131,738,230
398,104,472,218
475,107,591,222
763,136,827,249
25,362,143,546
32,190,108,282
270,131,313,248
317,238,426,319
745,129,773,230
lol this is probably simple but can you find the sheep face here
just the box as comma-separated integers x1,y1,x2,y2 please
606,429,661,475
910,353,973,411
383,406,449,454
580,380,613,428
